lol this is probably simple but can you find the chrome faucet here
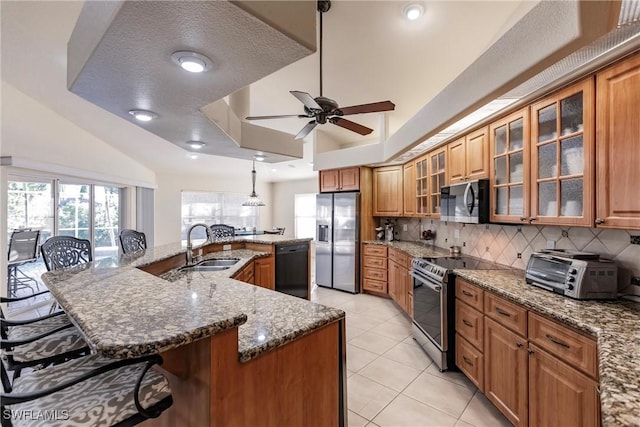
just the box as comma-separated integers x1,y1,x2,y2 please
186,223,212,266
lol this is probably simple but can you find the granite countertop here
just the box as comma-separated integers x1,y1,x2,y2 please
41,240,344,363
454,269,640,427
362,239,450,258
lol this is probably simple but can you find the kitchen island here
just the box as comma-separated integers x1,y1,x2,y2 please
41,236,346,427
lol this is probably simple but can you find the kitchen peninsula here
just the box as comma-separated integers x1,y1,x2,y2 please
41,235,346,427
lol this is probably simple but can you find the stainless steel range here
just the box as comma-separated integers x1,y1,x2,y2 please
410,256,506,371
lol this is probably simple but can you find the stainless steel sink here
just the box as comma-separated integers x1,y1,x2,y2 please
178,258,240,272
197,258,240,267
180,265,230,272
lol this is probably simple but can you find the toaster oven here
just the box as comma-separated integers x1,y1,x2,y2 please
525,250,618,300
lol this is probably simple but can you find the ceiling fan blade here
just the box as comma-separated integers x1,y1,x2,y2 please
245,114,307,120
337,100,395,116
329,117,373,136
290,91,322,111
295,120,318,140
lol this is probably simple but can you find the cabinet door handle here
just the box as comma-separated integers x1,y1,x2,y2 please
529,217,537,223
528,348,534,355
516,342,523,348
462,290,473,297
595,218,605,225
462,319,473,327
495,307,511,317
520,217,528,222
462,356,473,366
545,334,570,349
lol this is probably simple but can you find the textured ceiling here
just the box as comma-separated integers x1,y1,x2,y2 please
67,0,315,163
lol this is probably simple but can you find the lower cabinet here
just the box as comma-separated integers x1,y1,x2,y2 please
529,344,599,427
361,244,413,316
254,256,275,290
388,248,412,315
484,318,528,427
455,278,600,427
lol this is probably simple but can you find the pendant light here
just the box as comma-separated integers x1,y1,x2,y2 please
242,160,265,206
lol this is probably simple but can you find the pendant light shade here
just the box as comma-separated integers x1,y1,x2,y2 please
242,160,265,207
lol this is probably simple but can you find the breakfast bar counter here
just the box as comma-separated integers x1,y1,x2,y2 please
41,236,346,427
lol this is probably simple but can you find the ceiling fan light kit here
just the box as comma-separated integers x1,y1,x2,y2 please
246,0,395,140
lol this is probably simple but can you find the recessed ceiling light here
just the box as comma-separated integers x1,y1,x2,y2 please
187,141,206,150
256,151,264,156
128,109,158,122
254,155,265,162
188,154,199,160
171,51,212,73
404,4,424,21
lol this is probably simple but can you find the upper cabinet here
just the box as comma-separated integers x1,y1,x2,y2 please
415,155,429,216
403,162,416,216
595,53,640,230
319,167,360,192
448,127,490,184
373,166,403,216
490,108,530,223
530,78,595,227
428,147,447,217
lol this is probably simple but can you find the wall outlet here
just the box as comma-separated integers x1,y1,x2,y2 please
454,229,460,239
403,224,408,231
631,235,640,245
517,253,522,259
223,244,232,251
546,240,556,249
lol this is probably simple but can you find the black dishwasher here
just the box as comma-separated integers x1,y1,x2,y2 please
275,242,309,299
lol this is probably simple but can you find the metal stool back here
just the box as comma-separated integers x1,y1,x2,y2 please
119,229,147,254
40,236,92,271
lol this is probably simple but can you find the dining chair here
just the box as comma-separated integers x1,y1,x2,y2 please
1,353,173,427
40,236,92,272
263,227,285,235
119,229,147,254
7,229,41,297
209,224,235,240
1,292,89,380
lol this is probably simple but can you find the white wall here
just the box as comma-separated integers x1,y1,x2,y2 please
154,172,273,245
0,82,155,186
270,177,318,237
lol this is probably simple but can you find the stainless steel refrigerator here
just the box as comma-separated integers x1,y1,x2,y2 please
316,193,360,293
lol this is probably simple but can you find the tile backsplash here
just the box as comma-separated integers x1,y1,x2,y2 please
381,217,640,293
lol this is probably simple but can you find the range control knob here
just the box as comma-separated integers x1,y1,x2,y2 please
568,284,575,290
569,268,578,275
568,276,576,283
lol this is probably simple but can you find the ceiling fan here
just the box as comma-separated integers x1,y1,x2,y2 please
245,0,395,140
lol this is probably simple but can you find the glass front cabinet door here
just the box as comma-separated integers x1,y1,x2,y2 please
415,155,429,215
490,108,530,223
530,78,595,226
428,147,447,218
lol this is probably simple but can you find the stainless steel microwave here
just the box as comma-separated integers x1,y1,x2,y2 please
441,179,490,224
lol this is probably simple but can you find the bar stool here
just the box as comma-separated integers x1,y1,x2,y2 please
7,229,40,297
119,229,147,254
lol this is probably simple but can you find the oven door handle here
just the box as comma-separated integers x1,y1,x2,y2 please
409,271,442,292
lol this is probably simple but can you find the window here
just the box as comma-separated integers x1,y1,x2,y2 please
181,191,259,240
294,193,316,239
7,181,54,242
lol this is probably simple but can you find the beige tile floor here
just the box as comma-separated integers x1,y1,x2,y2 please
311,286,511,427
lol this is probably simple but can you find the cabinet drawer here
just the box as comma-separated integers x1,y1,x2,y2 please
363,256,387,269
528,312,598,378
363,278,387,293
456,300,484,351
363,245,387,257
388,248,410,268
456,279,484,312
484,292,527,336
363,267,387,281
456,333,484,391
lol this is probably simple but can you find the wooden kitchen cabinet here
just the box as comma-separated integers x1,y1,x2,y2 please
403,162,416,216
448,127,490,184
233,261,255,285
490,108,530,223
362,244,388,295
319,167,360,192
484,317,528,427
428,147,447,217
530,77,595,226
529,344,599,427
373,166,403,216
254,255,274,290
388,248,412,315
595,52,640,230
415,155,429,215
